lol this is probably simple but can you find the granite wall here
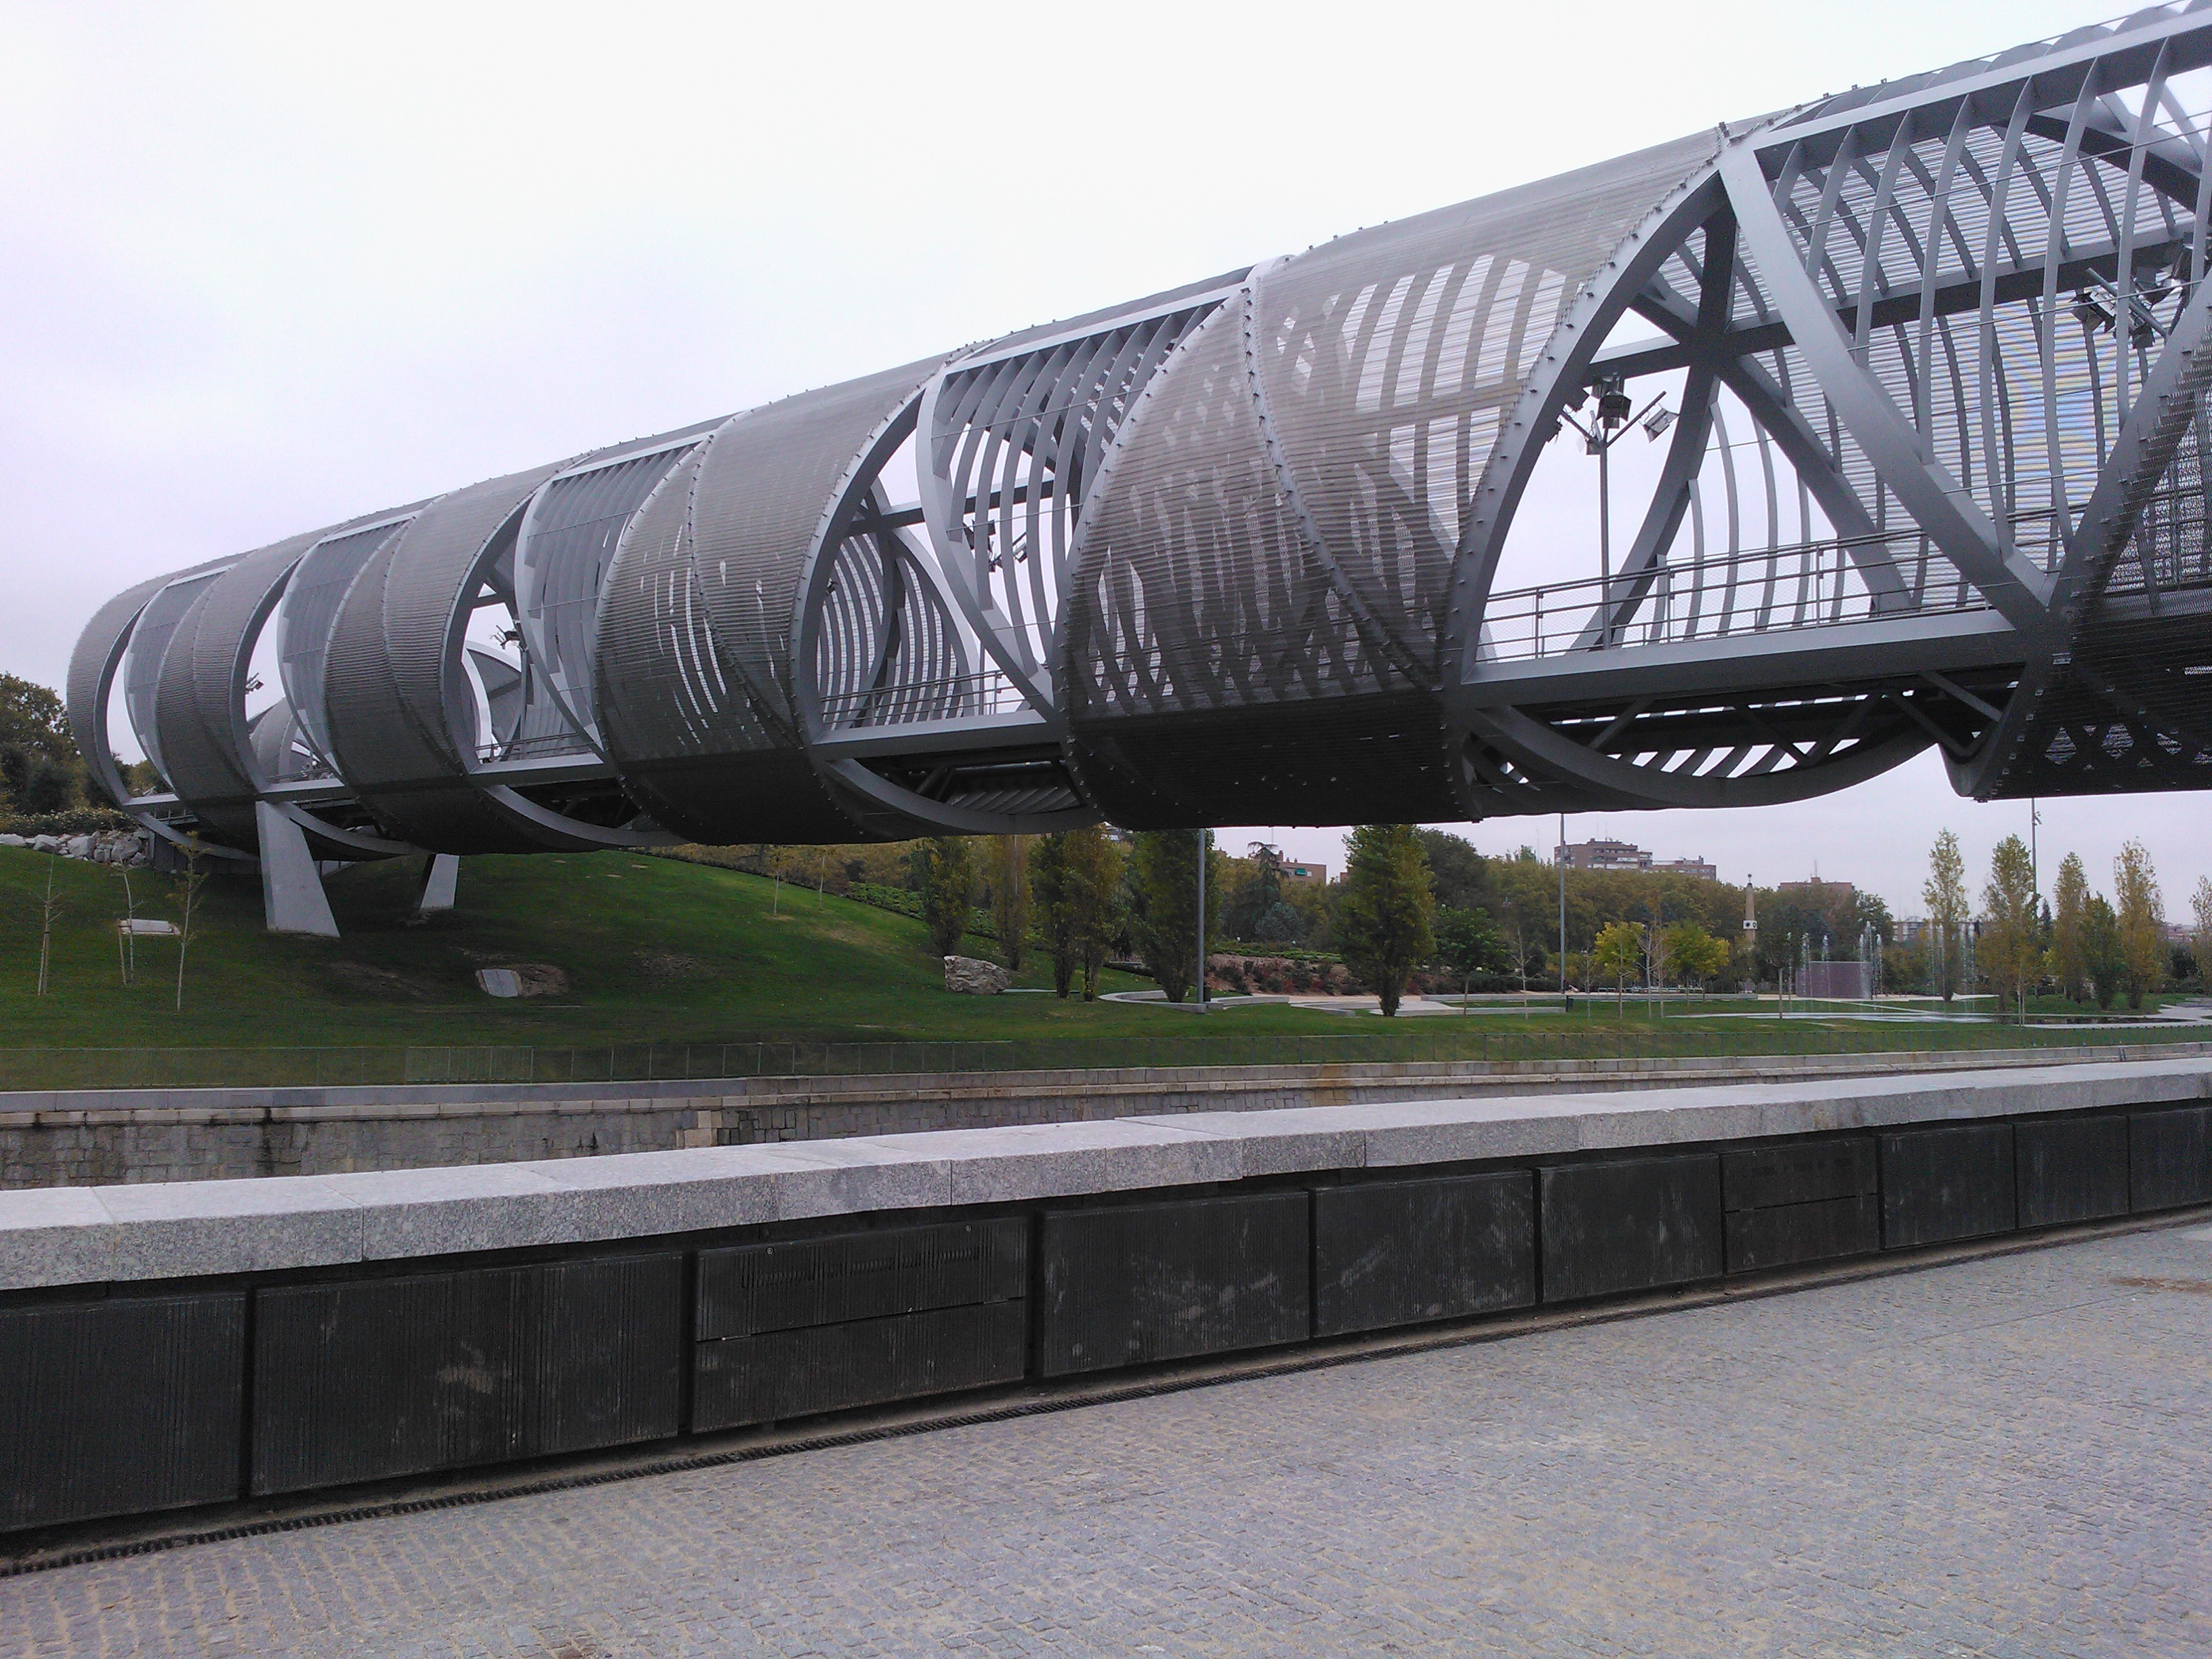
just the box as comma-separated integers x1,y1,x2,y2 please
6,1044,2206,1189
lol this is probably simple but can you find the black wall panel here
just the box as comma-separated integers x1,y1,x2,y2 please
694,1301,1026,1430
0,1292,245,1533
1721,1138,1880,1273
1880,1124,2015,1249
2016,1114,2131,1228
1723,1138,1876,1210
690,1221,1028,1431
2130,1105,2212,1212
1538,1155,1723,1303
1313,1172,1535,1336
697,1220,1025,1340
251,1253,682,1496
1038,1193,1309,1377
1724,1195,1882,1275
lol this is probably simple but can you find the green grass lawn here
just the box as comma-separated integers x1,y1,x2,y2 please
1,846,2199,1088
0,844,1273,1049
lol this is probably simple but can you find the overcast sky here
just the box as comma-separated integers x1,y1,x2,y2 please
3,0,2203,920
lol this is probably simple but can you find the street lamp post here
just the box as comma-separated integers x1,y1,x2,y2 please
1556,373,1673,636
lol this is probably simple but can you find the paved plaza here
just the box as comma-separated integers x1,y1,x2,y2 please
7,1223,2211,1658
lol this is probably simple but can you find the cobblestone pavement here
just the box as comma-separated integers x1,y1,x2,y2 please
9,1224,2212,1658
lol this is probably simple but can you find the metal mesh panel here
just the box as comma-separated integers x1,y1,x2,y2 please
1259,131,1721,672
1067,297,1371,719
594,427,860,840
926,301,1225,696
278,518,412,764
689,361,943,737
516,442,702,743
66,568,209,812
122,569,228,784
810,531,968,730
152,533,327,846
322,465,573,850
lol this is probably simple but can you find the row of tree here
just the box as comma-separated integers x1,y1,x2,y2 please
906,827,1218,1004
1919,829,2203,1015
891,821,2208,1017
897,824,1749,1017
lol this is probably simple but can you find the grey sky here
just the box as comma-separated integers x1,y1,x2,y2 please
2,0,2202,919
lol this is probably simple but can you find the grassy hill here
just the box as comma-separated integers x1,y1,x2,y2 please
1,846,2189,1089
0,844,1355,1052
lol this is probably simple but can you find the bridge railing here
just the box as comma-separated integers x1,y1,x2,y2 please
1475,480,2211,665
815,666,1036,730
1475,527,1992,661
472,729,600,766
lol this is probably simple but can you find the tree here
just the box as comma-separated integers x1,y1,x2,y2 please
1128,830,1217,1004
1031,832,1080,996
1593,920,1643,1013
2192,876,2212,993
2114,840,2165,1010
0,676,75,765
986,836,1029,972
35,861,60,998
1663,920,1730,994
1498,901,1532,1000
1067,830,1126,1000
1336,825,1435,1017
0,678,85,817
2083,895,2125,1010
2050,852,2091,1004
1978,834,2041,1021
908,836,977,958
1034,827,1125,1000
1432,905,1503,1004
1223,843,1284,940
1923,830,1968,1003
174,835,207,1012
1415,829,1490,913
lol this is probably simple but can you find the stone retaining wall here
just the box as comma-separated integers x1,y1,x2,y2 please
3,1057,2209,1540
7,1043,2209,1187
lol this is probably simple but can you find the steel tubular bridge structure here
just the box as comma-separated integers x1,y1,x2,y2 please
70,6,2212,932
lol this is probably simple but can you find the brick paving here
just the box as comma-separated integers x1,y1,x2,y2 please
7,1224,2211,1658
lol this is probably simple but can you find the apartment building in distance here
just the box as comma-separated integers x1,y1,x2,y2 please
1555,839,1718,883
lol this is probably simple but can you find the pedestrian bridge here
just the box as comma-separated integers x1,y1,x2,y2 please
69,6,2212,931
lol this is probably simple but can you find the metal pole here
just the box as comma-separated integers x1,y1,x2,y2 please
2030,798,2040,907
1598,436,1612,602
1558,814,1568,1004
1195,828,1207,1010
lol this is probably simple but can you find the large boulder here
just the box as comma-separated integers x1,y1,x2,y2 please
943,954,1010,995
91,830,148,866
0,834,26,848
28,835,62,853
62,835,96,859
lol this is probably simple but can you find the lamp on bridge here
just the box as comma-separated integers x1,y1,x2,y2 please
1557,374,1673,596
2071,288,2116,336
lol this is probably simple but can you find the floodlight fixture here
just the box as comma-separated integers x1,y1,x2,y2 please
1595,374,1633,430
2071,289,2116,333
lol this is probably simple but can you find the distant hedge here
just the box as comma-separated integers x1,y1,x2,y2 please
0,806,138,838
